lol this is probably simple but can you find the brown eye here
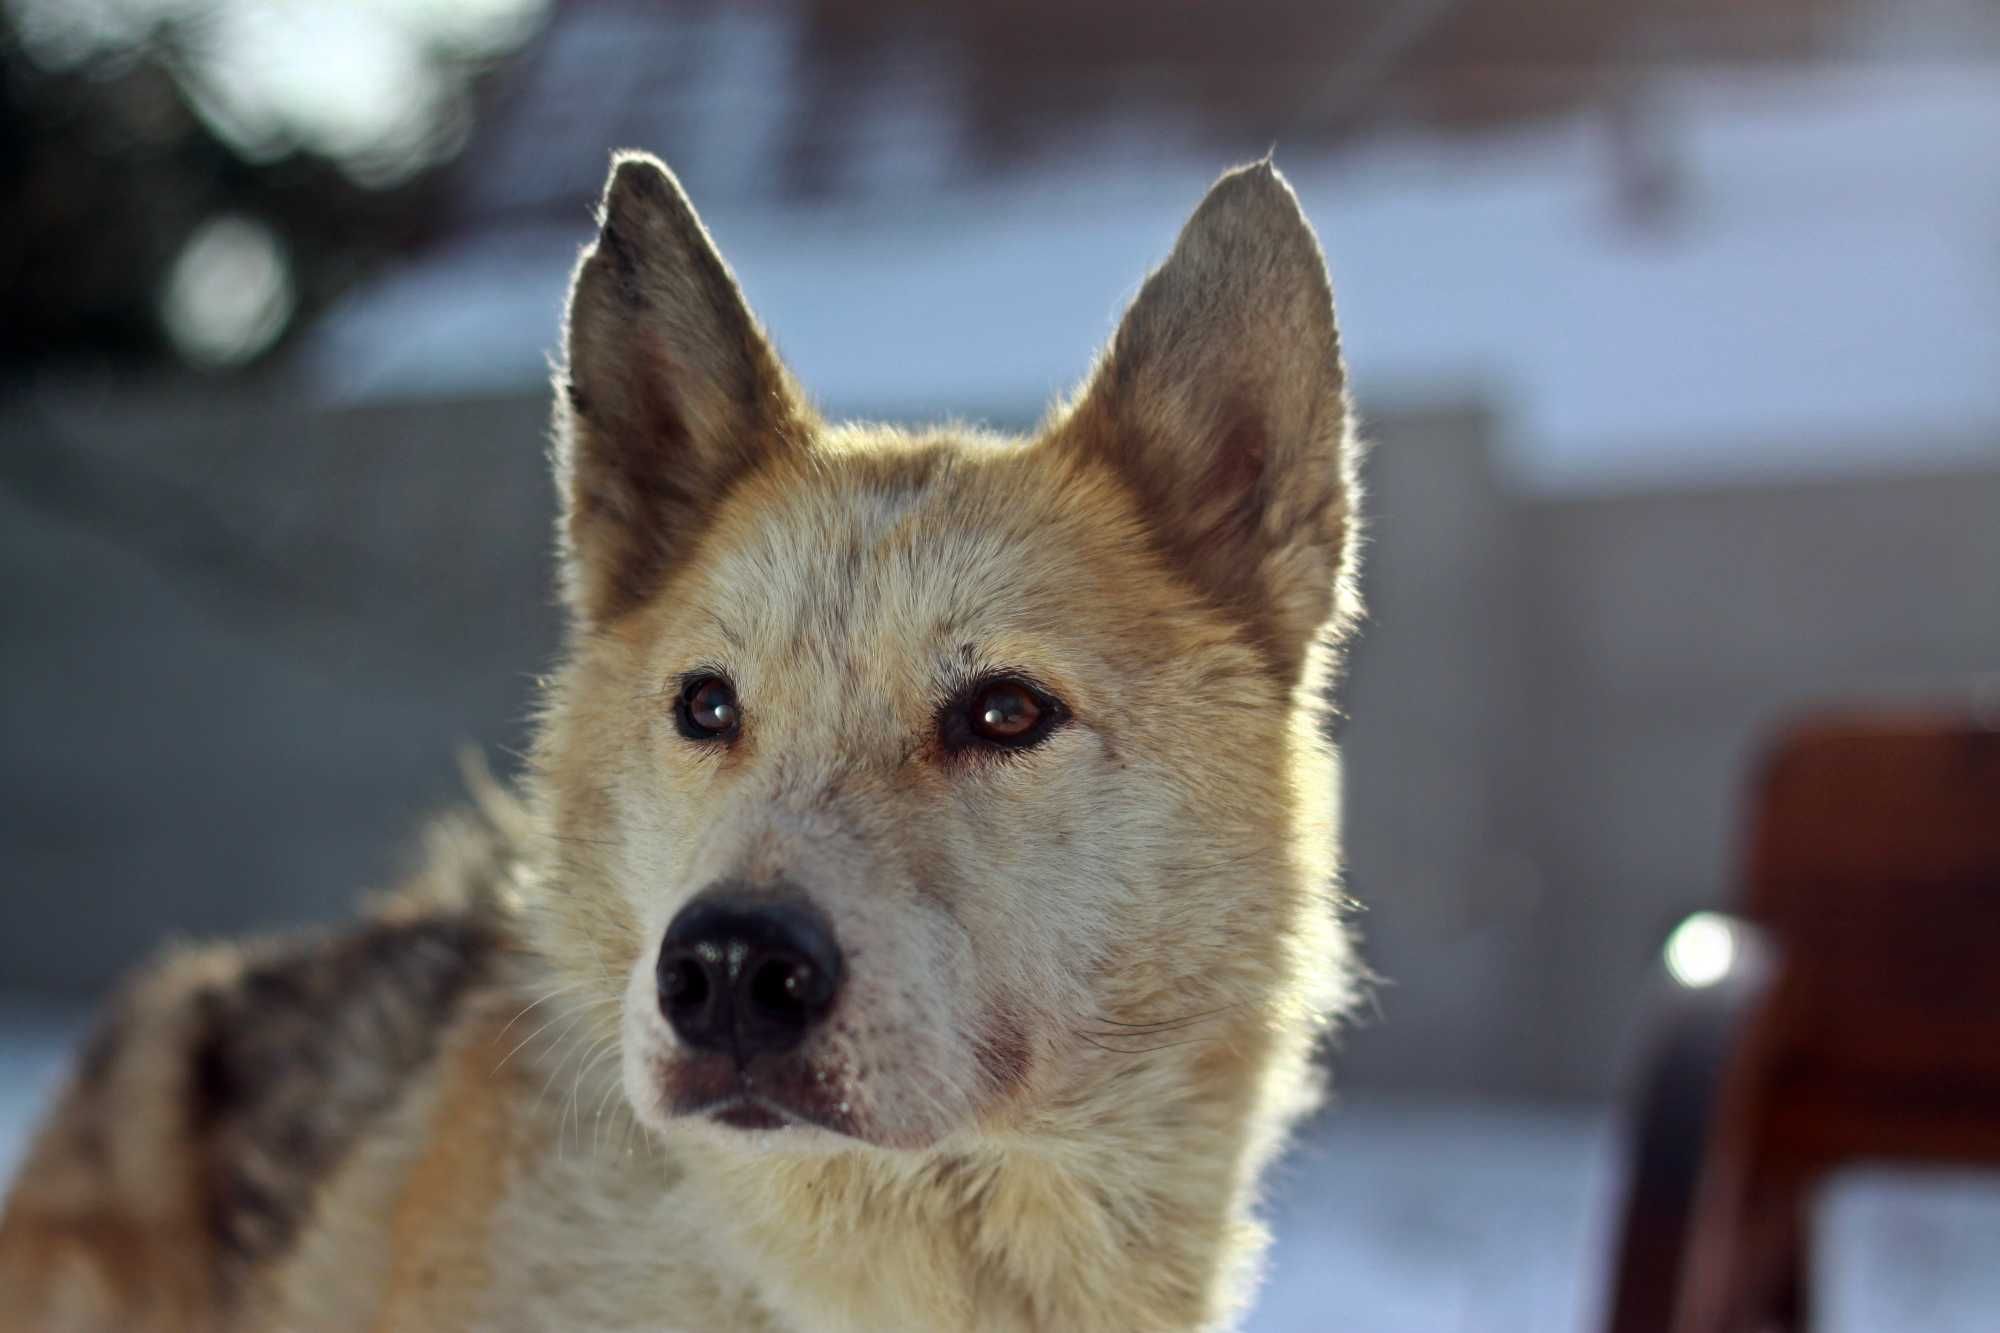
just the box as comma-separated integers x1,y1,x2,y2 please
953,676,1065,752
972,682,1041,741
677,675,740,740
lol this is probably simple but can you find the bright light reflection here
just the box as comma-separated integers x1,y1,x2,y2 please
7,0,549,185
1663,911,1737,989
160,214,294,368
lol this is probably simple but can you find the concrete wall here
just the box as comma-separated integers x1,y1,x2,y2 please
1337,420,2000,1101
1334,406,1544,1098
1507,466,2000,1097
1,385,561,993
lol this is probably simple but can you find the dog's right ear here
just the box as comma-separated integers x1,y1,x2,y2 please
555,152,808,623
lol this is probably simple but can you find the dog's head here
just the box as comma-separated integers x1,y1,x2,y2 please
534,154,1360,1155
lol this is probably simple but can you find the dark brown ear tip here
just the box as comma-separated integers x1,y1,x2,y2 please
599,151,684,227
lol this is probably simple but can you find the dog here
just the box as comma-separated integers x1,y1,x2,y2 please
0,154,1366,1332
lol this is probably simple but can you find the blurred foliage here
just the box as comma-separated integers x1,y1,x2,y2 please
0,0,545,369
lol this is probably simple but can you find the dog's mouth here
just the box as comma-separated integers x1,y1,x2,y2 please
661,1054,862,1139
689,1091,826,1133
710,1098,788,1131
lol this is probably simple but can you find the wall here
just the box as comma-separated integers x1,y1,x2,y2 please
0,385,561,993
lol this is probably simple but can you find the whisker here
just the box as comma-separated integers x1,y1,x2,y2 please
591,1055,628,1155
494,981,592,1043
1074,1031,1219,1057
492,998,612,1075
1086,1001,1245,1033
538,1006,613,1110
565,1033,620,1152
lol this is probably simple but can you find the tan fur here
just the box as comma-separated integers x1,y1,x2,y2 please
0,949,237,1333
1,155,1366,1331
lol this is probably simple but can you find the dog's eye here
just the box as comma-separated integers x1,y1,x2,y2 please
677,675,740,740
954,677,1064,751
972,682,1041,741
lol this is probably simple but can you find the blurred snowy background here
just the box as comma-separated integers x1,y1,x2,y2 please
5,1,1999,1326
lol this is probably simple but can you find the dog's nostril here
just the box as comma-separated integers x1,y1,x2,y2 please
661,957,707,1006
748,957,820,1023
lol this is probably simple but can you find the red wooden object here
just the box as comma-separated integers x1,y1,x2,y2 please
1606,710,2000,1333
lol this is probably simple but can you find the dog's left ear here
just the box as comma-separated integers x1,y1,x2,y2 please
1056,161,1357,680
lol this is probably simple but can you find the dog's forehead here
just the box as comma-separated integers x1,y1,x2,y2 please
688,437,1078,673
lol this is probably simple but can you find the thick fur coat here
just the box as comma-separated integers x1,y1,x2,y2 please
0,155,1366,1332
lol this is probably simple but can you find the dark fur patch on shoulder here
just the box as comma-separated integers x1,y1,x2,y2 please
188,913,499,1277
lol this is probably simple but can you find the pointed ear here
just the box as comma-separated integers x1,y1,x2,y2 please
554,152,809,623
1056,161,1358,680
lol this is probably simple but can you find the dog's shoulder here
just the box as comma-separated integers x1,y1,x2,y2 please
0,804,528,1332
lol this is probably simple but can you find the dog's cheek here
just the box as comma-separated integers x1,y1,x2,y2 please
604,735,747,954
829,910,984,1145
954,772,1131,1045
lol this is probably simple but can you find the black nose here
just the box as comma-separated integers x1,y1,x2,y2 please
657,889,844,1061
